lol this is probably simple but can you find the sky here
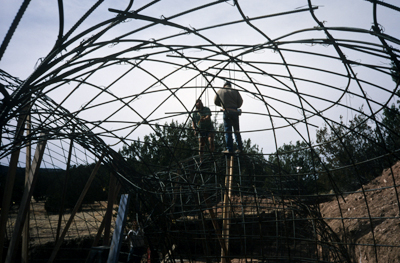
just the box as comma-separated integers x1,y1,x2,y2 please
1,0,399,168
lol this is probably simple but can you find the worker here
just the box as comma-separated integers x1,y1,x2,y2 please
125,221,146,263
192,99,215,161
214,81,243,153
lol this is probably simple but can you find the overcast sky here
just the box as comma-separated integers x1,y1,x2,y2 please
1,0,399,167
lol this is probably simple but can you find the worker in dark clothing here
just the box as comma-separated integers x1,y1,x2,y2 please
192,99,215,161
214,81,243,153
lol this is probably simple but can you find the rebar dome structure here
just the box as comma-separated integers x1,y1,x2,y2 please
1,1,400,262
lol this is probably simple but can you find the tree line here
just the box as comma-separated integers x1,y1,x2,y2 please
120,93,400,196
2,91,399,212
0,164,109,212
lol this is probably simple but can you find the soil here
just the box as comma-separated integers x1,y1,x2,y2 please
6,162,400,262
320,161,400,263
6,201,112,246
4,201,120,263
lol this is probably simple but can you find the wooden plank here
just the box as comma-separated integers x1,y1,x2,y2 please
221,156,233,263
103,173,117,246
56,136,74,242
47,155,104,263
92,211,107,247
0,112,28,263
5,136,47,263
203,194,229,263
92,182,121,248
107,194,130,263
22,114,31,263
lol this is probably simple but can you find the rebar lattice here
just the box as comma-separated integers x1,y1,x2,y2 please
1,1,400,263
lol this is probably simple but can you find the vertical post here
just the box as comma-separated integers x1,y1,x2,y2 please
103,173,117,246
92,183,121,247
56,135,74,242
22,114,31,263
0,110,28,263
203,193,229,261
5,136,47,263
221,155,233,263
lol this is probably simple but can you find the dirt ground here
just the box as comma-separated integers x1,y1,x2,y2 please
320,161,400,263
6,162,400,262
6,201,111,246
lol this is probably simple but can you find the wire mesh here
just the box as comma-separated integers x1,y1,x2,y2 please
1,1,400,262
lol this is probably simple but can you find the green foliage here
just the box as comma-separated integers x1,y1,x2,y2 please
33,168,64,202
117,108,400,196
266,140,323,195
119,119,268,222
119,120,271,194
316,114,384,192
120,120,231,175
382,90,400,154
390,61,400,84
121,121,194,175
265,99,400,194
0,165,26,207
0,164,109,213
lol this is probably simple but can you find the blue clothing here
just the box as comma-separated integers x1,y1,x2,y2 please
223,109,242,152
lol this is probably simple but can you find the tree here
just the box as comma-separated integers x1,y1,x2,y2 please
390,61,400,85
381,90,400,158
44,164,109,212
316,114,384,192
266,140,323,195
120,119,263,176
120,120,212,175
119,119,268,211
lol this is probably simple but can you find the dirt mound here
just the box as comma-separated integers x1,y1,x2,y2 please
320,161,400,263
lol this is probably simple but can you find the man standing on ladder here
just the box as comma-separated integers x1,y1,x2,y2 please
214,81,243,154
192,99,215,162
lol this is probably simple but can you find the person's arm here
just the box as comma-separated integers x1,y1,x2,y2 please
200,107,211,122
214,93,221,107
126,230,133,241
201,115,210,121
192,114,197,135
237,91,243,108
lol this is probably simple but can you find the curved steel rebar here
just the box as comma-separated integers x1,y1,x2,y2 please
1,1,400,262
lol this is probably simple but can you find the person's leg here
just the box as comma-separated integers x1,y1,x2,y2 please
199,136,205,161
223,112,233,151
232,114,242,151
127,247,134,263
208,132,215,152
132,247,142,263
